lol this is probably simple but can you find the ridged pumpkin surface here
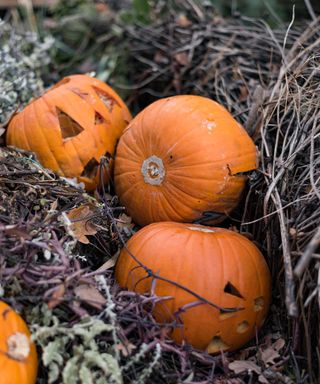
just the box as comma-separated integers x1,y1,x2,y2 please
114,95,257,226
7,74,132,191
0,301,38,384
116,222,271,352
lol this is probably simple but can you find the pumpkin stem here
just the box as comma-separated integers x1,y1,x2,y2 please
141,155,165,186
7,332,31,361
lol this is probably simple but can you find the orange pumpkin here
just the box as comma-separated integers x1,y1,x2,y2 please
114,95,257,226
115,222,271,352
0,301,38,384
7,74,132,191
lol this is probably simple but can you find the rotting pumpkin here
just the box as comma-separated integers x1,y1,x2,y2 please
6,74,132,191
115,222,271,352
0,301,38,384
114,95,257,226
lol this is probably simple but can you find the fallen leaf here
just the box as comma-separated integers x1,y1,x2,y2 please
116,341,136,357
229,360,261,375
273,338,285,351
239,85,249,102
154,51,169,65
48,284,65,309
4,225,30,239
260,347,280,366
176,14,191,27
258,375,270,383
174,52,189,66
260,338,285,366
67,204,98,244
95,250,120,273
116,213,134,232
75,284,106,310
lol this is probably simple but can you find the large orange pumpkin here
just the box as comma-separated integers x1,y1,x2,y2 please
7,74,132,191
115,222,271,352
114,95,257,226
0,301,38,384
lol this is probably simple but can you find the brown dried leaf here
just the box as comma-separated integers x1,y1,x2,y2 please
229,360,261,375
260,337,285,366
95,250,120,273
4,225,30,239
116,213,134,231
174,52,189,66
75,284,106,310
176,14,191,27
239,85,249,102
154,51,169,64
67,204,98,244
273,338,285,351
260,347,280,366
258,375,270,384
48,284,65,309
116,341,137,357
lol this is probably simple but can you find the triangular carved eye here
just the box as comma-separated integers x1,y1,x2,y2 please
224,282,244,299
95,112,106,124
93,86,120,113
57,108,84,139
81,158,99,179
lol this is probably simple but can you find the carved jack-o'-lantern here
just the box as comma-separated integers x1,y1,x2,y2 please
116,222,271,352
6,75,132,191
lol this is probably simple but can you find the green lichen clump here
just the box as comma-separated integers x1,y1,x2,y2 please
0,19,53,125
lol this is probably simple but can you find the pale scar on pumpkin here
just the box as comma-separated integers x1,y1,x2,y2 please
219,311,235,320
141,155,166,186
7,332,31,361
253,296,264,311
187,226,216,233
206,336,230,354
237,320,250,333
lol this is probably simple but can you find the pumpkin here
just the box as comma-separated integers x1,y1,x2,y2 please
0,301,38,384
115,222,271,352
6,74,132,191
114,95,257,226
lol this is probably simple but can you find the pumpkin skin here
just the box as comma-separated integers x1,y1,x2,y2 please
0,301,38,384
114,95,257,226
115,222,271,352
6,74,132,191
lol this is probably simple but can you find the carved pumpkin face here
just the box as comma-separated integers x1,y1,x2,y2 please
6,75,132,191
0,301,38,384
115,222,271,352
114,95,257,226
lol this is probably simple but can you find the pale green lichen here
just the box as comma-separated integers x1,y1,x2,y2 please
0,19,53,124
31,288,161,384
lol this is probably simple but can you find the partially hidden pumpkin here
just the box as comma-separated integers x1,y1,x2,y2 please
114,95,257,226
115,222,271,352
0,301,38,384
6,74,132,191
